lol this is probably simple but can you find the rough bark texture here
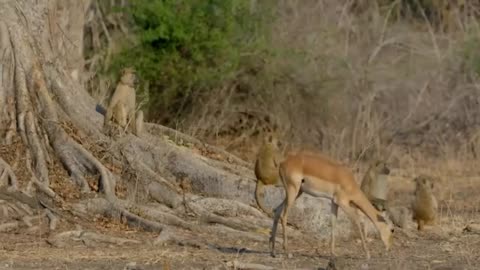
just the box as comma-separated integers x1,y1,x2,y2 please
0,0,359,252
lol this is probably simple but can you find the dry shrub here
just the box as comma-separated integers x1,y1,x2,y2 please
180,1,480,173
87,1,480,173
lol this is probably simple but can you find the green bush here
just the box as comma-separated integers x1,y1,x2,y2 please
109,0,274,121
462,35,480,76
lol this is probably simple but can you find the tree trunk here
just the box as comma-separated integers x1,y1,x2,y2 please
0,0,352,250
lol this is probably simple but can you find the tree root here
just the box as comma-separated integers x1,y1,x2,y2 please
129,203,195,231
0,186,42,211
146,124,251,168
0,221,19,232
153,226,206,249
80,198,166,233
201,213,265,233
0,157,18,189
226,260,275,270
187,196,266,219
11,44,49,185
148,182,182,210
225,260,318,270
205,224,274,243
46,230,141,248
20,214,44,227
23,153,63,201
123,154,183,209
45,209,59,230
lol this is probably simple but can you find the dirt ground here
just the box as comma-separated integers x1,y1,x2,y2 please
0,174,479,270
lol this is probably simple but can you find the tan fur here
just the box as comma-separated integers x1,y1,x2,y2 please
254,133,281,217
388,206,410,229
269,151,394,259
360,160,391,211
412,175,438,231
104,67,143,136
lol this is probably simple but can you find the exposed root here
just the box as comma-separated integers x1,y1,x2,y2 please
24,155,62,201
45,209,58,231
205,224,274,243
0,221,19,232
225,260,318,270
153,226,206,248
65,139,116,198
0,157,18,189
146,124,251,168
21,214,45,227
153,226,184,246
31,179,61,202
133,203,195,231
46,230,141,248
124,154,183,209
187,196,266,219
0,186,42,211
200,212,265,233
226,260,275,270
199,156,255,181
148,182,182,210
12,54,49,185
114,207,165,233
81,198,166,233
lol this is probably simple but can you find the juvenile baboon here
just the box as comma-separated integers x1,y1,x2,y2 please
360,160,391,211
103,67,143,136
254,132,282,217
388,206,410,229
412,175,438,231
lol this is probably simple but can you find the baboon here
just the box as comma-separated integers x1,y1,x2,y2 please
254,132,281,217
360,160,391,211
412,175,438,231
103,67,143,136
388,206,410,229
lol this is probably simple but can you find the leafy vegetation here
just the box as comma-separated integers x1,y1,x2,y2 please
108,0,275,122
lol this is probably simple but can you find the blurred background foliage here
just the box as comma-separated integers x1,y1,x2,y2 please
85,0,480,171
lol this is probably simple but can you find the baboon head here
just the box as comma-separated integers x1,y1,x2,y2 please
373,160,390,175
263,132,280,149
120,67,137,87
414,175,435,190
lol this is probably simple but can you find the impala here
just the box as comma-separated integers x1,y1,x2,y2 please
269,151,394,259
